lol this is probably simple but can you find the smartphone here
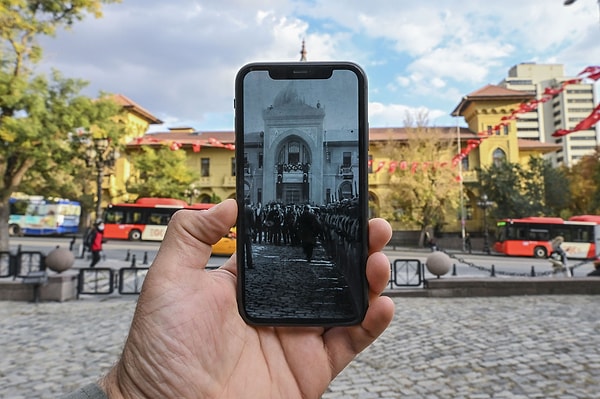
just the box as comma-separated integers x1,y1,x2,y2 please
235,62,369,326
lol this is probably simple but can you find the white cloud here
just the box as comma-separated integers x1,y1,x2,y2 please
34,0,600,131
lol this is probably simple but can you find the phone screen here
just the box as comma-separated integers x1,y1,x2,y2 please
235,62,368,326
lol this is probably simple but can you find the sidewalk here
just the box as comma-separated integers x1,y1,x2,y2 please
1,295,598,398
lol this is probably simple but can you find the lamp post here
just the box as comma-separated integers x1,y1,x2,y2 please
85,137,117,220
477,194,493,254
184,185,200,205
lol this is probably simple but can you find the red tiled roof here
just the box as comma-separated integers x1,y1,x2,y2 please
451,84,535,116
128,128,557,155
111,94,163,125
368,126,478,142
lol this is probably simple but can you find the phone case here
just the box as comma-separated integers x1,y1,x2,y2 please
235,62,369,326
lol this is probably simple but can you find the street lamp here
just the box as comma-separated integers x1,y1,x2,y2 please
85,137,118,220
477,194,493,254
184,185,200,205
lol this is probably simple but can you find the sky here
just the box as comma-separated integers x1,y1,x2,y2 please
37,0,600,133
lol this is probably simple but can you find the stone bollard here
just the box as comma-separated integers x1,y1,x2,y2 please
45,247,75,273
425,251,452,278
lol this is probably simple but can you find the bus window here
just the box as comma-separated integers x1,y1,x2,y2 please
105,210,124,224
148,210,172,225
529,229,549,241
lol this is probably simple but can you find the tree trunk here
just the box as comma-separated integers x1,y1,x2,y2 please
0,198,11,252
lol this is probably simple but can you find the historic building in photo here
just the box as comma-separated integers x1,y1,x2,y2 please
242,83,360,207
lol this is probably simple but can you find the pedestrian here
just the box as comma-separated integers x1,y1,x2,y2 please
550,235,567,266
465,233,472,254
244,203,254,269
588,257,600,277
88,219,105,268
425,231,437,251
297,205,321,262
62,199,394,399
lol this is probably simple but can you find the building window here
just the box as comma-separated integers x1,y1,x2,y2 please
503,125,509,135
343,152,351,167
201,158,210,177
231,157,236,176
368,154,373,173
288,141,300,164
258,152,263,169
493,148,506,167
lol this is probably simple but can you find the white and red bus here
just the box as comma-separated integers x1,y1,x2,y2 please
494,216,600,259
103,198,214,241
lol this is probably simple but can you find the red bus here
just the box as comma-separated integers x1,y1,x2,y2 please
103,198,214,241
494,216,600,259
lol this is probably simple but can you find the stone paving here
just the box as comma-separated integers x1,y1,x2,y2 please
1,294,599,398
243,242,356,321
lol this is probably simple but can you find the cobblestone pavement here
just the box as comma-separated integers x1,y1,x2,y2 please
1,295,599,398
243,242,356,321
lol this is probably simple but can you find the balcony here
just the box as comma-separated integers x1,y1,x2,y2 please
339,165,353,179
223,176,236,187
277,163,309,183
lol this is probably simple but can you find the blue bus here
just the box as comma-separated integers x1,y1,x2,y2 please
9,195,81,236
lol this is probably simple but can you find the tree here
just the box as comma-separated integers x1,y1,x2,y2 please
0,0,121,250
127,146,199,199
477,155,571,219
376,116,461,245
565,147,600,216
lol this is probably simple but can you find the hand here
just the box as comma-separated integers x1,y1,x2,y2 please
100,199,394,399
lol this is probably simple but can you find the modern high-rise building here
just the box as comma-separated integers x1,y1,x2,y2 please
499,62,598,166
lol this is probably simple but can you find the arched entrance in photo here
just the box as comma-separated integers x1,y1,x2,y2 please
338,181,353,200
276,136,312,204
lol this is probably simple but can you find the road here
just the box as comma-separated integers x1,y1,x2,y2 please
10,235,597,278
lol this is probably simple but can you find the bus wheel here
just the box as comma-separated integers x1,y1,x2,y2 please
128,229,142,241
8,224,21,237
533,246,547,258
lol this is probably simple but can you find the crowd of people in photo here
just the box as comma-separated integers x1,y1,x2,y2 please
244,198,362,266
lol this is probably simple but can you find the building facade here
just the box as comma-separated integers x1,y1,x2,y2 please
499,63,598,166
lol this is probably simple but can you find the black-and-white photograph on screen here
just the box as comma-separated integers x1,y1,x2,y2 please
236,64,368,324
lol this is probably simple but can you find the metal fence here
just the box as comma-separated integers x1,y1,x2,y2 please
389,259,424,288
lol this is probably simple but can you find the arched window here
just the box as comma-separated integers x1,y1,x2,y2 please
493,148,506,167
277,138,311,165
338,181,353,199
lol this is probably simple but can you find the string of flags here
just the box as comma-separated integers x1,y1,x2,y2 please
372,65,600,174
131,66,599,172
132,136,235,152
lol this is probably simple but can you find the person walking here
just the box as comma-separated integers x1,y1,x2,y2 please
297,205,321,262
88,219,105,268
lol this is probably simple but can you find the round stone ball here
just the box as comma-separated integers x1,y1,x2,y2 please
45,247,75,273
425,251,452,277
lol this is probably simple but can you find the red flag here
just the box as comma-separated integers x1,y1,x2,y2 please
208,137,225,147
375,161,385,173
573,104,600,131
192,141,202,153
388,161,398,173
579,66,600,80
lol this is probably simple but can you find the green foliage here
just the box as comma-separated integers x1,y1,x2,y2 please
477,155,571,219
0,0,121,250
377,118,461,236
566,147,600,215
127,146,199,199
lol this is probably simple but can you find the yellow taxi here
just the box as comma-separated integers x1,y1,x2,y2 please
211,227,236,256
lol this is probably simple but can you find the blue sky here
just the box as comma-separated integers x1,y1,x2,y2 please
38,0,600,132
